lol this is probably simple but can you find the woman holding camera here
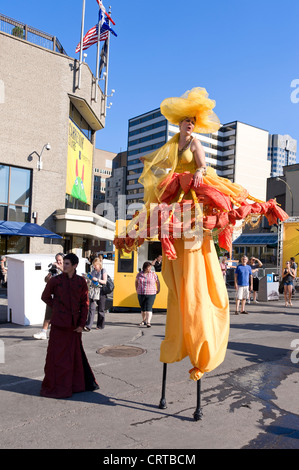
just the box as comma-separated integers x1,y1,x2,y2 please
33,253,64,340
282,261,296,306
248,257,263,303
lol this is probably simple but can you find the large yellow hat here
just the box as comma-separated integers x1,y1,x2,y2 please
160,87,220,134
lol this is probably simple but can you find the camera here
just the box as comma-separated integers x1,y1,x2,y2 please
48,263,58,275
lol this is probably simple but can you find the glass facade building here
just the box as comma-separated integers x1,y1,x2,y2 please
268,134,297,177
126,111,240,209
0,164,32,253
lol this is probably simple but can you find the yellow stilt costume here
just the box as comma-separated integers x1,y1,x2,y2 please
114,88,288,383
158,138,229,380
160,235,229,381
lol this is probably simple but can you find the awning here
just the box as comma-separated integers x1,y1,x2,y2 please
0,221,62,239
233,233,278,246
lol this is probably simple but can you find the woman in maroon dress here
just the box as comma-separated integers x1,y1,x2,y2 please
40,253,98,398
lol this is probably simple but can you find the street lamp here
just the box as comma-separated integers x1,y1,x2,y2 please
28,143,51,171
276,176,294,216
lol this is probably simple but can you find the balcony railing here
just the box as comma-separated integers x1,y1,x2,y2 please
0,13,67,56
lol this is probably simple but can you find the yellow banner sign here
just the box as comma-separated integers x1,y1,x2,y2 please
282,221,299,267
66,120,93,205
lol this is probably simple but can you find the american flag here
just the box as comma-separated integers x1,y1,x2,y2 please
75,24,108,53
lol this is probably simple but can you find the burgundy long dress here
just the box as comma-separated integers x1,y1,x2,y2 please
40,272,98,398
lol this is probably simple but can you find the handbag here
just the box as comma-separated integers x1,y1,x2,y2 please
278,280,284,294
86,270,101,300
89,284,101,300
101,271,114,295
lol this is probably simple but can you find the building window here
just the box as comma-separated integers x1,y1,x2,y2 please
128,131,167,147
0,164,31,222
129,111,162,127
69,102,93,142
129,120,166,137
65,194,89,211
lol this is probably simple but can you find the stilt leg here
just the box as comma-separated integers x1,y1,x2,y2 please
159,363,167,409
193,379,203,421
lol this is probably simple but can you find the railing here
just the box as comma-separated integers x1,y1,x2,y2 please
0,13,67,56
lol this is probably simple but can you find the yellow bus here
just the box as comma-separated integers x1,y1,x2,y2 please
113,221,167,310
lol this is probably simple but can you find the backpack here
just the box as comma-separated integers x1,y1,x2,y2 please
101,270,114,295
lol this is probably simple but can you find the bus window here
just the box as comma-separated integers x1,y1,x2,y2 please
118,251,135,273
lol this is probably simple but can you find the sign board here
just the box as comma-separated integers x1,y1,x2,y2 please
66,119,93,206
282,221,299,268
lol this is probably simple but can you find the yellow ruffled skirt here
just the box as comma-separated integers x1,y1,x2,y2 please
160,233,230,381
203,166,249,205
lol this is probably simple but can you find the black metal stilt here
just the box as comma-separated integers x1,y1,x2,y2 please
193,378,203,421
158,363,167,409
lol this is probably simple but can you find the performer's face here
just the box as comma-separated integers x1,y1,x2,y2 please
179,118,195,135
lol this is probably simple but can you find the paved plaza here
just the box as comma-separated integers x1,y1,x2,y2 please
0,288,299,450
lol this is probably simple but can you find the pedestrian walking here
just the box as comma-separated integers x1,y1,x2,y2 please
84,257,107,331
234,255,253,315
40,253,98,398
135,261,160,327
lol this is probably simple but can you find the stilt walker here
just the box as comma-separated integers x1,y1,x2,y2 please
114,88,289,421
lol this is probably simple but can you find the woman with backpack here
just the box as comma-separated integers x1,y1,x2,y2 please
84,257,107,331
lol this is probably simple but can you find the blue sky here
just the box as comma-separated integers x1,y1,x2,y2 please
1,0,298,159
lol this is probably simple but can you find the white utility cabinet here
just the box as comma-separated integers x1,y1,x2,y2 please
6,254,87,326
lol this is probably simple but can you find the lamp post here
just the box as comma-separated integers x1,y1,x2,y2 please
28,143,51,170
276,176,294,216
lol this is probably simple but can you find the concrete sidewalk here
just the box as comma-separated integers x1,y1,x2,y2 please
0,290,299,449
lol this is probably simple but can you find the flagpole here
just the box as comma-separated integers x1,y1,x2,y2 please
78,0,86,90
95,13,102,102
104,7,111,117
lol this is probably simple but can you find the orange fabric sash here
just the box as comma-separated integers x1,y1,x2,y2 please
114,172,288,259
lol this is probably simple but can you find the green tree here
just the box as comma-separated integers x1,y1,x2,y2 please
11,26,25,39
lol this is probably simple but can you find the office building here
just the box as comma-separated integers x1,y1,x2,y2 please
267,163,299,218
126,109,271,210
93,149,115,211
268,134,297,177
0,14,115,257
105,151,127,221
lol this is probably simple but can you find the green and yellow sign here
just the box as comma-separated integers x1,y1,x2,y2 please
66,120,93,205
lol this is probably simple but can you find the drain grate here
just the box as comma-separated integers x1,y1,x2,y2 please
97,345,146,357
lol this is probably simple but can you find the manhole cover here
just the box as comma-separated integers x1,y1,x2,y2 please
97,345,146,357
